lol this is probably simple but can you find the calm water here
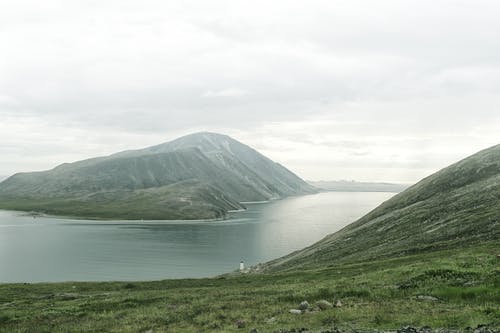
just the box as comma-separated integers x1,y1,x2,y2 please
0,192,394,282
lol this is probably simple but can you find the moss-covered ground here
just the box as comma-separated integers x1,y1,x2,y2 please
0,241,498,332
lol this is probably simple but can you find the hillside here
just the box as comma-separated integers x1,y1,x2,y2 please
1,241,498,332
0,144,499,331
0,132,316,220
261,144,500,271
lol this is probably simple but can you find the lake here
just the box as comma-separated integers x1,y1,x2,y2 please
0,192,394,282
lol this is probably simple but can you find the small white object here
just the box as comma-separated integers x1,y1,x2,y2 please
239,261,245,271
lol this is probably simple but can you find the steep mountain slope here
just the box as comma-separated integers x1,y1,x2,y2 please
261,144,500,271
0,132,315,220
115,132,315,201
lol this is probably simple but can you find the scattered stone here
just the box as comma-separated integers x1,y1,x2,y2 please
56,293,78,301
249,329,259,333
473,324,497,333
398,326,418,333
289,309,302,315
316,300,333,310
299,301,310,311
143,330,153,333
419,326,432,333
415,295,439,301
265,317,276,324
235,319,246,328
334,300,342,307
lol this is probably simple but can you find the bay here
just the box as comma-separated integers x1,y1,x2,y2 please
0,192,394,282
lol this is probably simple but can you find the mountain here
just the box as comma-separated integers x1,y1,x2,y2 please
261,143,500,271
309,180,409,193
0,132,316,220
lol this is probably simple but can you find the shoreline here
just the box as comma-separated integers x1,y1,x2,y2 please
0,209,229,224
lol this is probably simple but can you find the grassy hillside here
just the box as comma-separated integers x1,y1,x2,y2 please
0,180,242,220
0,132,316,220
0,241,498,332
1,144,499,332
261,144,500,272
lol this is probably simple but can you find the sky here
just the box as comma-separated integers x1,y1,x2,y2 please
1,0,500,183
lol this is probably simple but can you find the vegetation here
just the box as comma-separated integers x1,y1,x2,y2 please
0,132,316,220
0,241,498,332
1,142,499,332
262,144,500,271
0,181,238,220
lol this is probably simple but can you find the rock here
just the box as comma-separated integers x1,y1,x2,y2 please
38,294,55,300
316,300,333,310
415,295,439,301
298,301,310,311
265,317,276,324
235,319,246,328
334,300,342,307
474,324,496,333
56,293,78,300
249,329,259,333
419,326,432,333
398,326,418,333
289,309,302,315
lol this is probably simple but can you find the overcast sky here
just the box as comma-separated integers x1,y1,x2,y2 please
1,0,499,183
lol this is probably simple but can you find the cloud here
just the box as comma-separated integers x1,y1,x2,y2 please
1,0,500,181
201,88,251,98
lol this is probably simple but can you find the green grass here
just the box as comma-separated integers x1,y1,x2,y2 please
1,241,498,333
0,181,236,220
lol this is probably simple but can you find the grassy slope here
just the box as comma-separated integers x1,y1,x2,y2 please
0,181,242,220
260,144,500,272
1,143,499,331
0,241,498,332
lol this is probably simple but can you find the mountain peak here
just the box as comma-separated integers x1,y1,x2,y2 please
148,132,242,156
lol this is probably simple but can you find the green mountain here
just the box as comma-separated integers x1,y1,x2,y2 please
261,143,500,271
0,132,316,220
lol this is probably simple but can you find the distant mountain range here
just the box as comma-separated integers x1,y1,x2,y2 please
308,180,409,193
262,143,500,272
0,132,316,220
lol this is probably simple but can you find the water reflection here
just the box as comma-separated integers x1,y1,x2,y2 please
0,192,393,282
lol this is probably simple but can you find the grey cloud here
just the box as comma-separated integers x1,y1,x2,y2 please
1,0,500,180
